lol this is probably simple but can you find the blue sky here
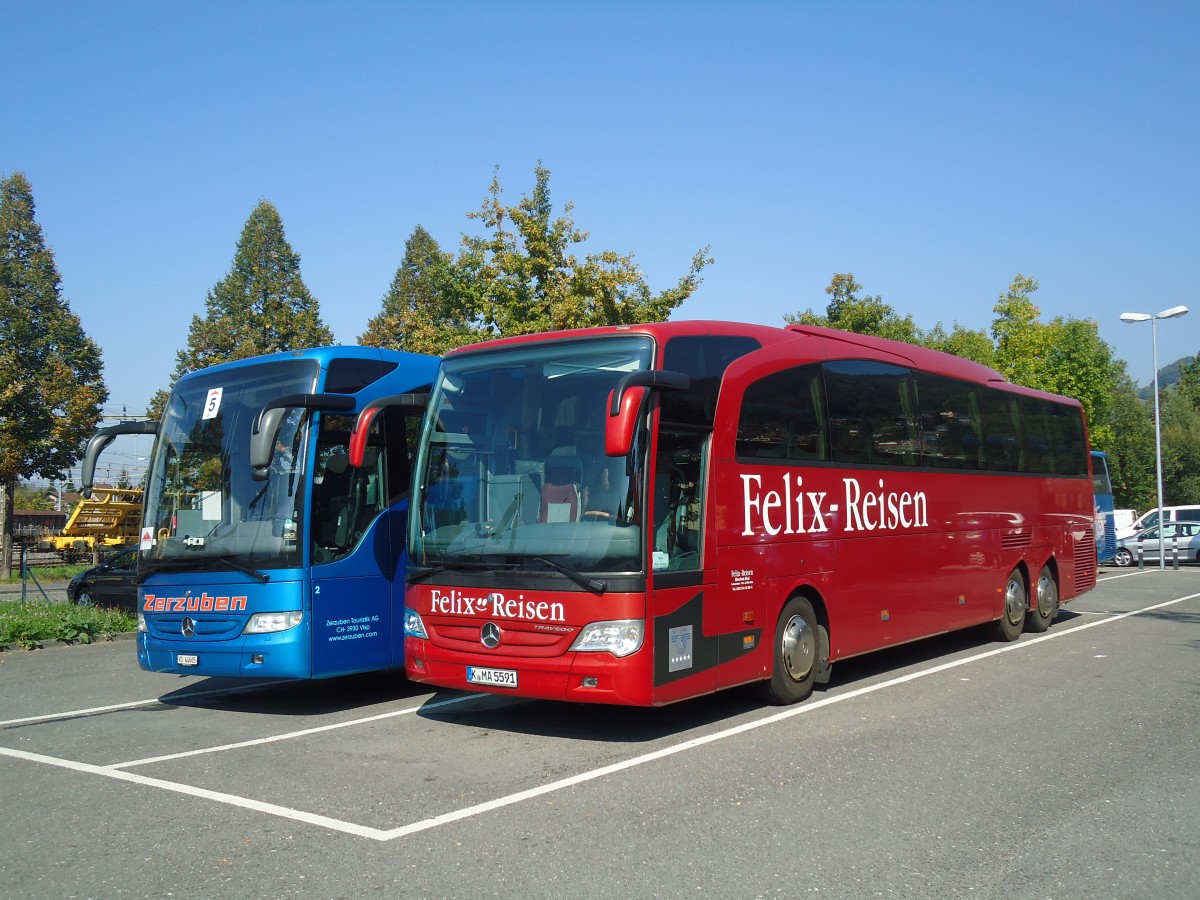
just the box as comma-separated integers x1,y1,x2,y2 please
4,1,1198,482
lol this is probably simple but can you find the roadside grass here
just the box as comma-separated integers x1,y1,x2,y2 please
0,601,136,649
1,564,89,584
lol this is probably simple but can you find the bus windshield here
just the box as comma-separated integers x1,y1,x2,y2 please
141,359,320,571
410,336,655,575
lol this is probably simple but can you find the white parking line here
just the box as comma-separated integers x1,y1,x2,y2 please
0,679,291,728
0,746,389,840
1,590,1196,842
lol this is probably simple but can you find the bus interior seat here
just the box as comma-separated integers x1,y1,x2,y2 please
540,462,581,523
315,452,352,549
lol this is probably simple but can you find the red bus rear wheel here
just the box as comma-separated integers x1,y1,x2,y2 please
758,595,818,705
993,568,1027,642
1026,565,1058,633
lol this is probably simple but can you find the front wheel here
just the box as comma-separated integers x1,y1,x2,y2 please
75,589,94,607
1113,547,1133,567
757,595,819,706
1026,565,1058,633
992,568,1026,642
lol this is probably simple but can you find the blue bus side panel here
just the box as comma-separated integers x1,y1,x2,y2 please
310,507,405,677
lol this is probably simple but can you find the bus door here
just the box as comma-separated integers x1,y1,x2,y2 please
308,413,402,676
648,427,720,704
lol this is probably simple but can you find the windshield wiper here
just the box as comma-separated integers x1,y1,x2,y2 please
408,555,517,584
138,554,271,583
207,555,271,582
525,555,607,595
186,555,271,582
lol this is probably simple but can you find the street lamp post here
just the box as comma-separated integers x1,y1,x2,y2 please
1119,305,1190,569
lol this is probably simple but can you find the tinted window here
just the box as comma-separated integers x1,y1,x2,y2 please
737,365,827,461
823,360,917,467
914,372,983,470
982,392,1021,472
661,335,761,428
325,358,399,394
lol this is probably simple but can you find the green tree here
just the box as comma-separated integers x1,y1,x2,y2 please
0,172,107,575
919,322,996,367
786,273,994,364
1101,367,1157,510
990,274,1045,386
359,226,475,354
457,163,711,341
785,273,922,343
1160,353,1200,504
14,483,53,511
174,200,333,379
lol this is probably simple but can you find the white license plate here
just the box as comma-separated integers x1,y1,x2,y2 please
176,654,199,667
466,666,518,688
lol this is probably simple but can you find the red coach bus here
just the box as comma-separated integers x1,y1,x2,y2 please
351,321,1097,706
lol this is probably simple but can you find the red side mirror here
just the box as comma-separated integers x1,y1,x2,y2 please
349,407,384,467
605,386,646,457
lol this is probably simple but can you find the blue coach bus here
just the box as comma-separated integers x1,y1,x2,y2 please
1092,450,1116,564
82,346,439,678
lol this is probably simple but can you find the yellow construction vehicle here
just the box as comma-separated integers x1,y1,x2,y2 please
37,487,143,562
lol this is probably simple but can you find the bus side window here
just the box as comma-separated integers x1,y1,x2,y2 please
735,364,827,462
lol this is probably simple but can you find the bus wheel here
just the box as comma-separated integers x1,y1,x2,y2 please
993,568,1027,642
1027,565,1058,633
758,595,818,705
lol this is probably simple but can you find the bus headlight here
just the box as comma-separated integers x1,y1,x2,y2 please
137,613,147,633
242,611,304,634
404,607,428,639
569,619,644,657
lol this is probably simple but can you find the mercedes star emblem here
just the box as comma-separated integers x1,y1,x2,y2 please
480,621,501,649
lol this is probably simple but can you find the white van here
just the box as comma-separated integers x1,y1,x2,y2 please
1116,505,1200,540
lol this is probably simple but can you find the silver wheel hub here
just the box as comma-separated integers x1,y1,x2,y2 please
781,613,816,682
1037,574,1058,618
1005,578,1026,625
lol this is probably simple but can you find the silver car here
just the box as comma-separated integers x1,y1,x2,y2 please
1113,521,1200,567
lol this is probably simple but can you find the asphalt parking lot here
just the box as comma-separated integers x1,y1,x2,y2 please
2,567,1198,898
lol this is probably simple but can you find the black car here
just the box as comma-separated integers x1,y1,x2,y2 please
68,546,138,611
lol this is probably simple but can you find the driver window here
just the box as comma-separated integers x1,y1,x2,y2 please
652,428,705,572
312,413,389,565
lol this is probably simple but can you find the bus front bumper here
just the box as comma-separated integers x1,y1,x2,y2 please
406,639,654,706
137,629,312,679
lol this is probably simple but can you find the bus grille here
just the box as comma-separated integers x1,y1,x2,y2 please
429,619,576,657
1074,528,1098,590
146,615,245,641
1002,531,1031,551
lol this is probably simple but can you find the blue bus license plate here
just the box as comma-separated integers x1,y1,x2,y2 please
176,654,199,667
467,666,517,688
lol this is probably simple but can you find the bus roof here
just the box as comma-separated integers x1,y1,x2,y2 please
175,345,438,382
443,320,1083,408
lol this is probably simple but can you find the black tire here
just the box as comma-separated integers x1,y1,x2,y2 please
992,568,1026,642
1026,565,1058,633
1113,547,1133,568
757,595,819,705
75,589,94,607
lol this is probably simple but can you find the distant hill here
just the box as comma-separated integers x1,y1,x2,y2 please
1138,356,1196,400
